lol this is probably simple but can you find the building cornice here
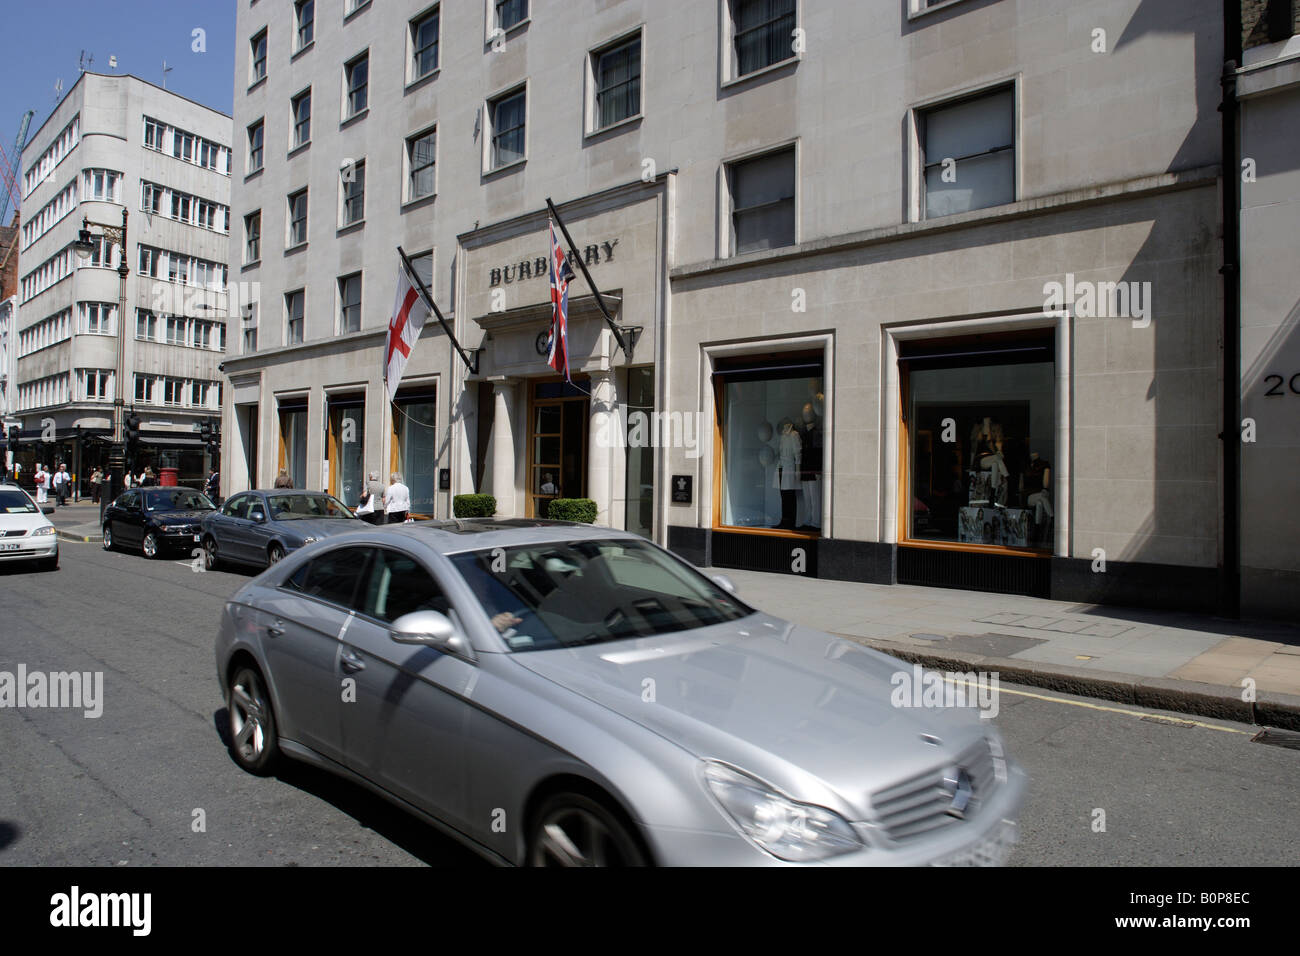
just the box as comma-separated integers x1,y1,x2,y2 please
670,165,1221,282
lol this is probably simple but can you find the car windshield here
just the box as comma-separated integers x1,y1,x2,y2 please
144,489,214,512
450,538,753,651
0,489,38,514
268,493,355,520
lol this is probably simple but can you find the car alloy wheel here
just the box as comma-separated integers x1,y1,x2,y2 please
228,666,279,775
142,531,158,559
102,525,113,550
268,543,284,565
528,794,647,867
203,536,220,571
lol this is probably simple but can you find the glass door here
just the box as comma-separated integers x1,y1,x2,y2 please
527,378,588,518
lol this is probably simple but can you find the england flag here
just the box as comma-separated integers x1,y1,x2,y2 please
547,219,575,382
385,260,431,402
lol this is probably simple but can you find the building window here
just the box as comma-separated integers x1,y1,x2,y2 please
143,117,165,150
345,53,369,118
248,119,264,172
80,302,115,335
134,375,154,404
341,159,366,225
84,168,121,202
139,246,156,277
279,402,309,489
286,289,305,344
715,352,826,533
593,33,641,130
488,88,526,169
732,0,797,78
245,211,261,263
624,367,655,537
191,381,211,408
82,235,116,269
292,89,312,148
164,378,186,406
82,369,113,402
141,182,163,214
411,7,440,81
295,0,314,50
243,327,258,352
728,146,796,255
920,86,1015,219
288,188,308,246
406,128,436,201
338,273,362,333
166,316,188,346
328,398,366,504
193,320,218,351
250,29,268,84
495,0,528,32
901,331,1055,549
136,310,157,341
393,389,436,516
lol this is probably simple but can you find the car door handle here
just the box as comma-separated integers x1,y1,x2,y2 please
266,620,285,638
340,651,366,673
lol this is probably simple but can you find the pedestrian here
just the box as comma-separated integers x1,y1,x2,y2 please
52,463,71,506
33,462,48,504
205,469,220,504
91,468,104,504
139,467,157,487
356,470,385,525
383,471,411,525
274,469,293,489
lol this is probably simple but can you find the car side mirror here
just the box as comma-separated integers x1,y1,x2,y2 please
249,509,266,523
712,574,738,595
390,610,477,663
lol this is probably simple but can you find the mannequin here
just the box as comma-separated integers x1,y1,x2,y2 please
797,401,822,530
772,418,801,529
970,417,1009,506
1022,451,1053,530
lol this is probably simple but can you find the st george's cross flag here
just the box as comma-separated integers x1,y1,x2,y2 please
385,260,431,402
547,219,576,382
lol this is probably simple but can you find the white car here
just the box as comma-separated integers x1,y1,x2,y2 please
0,484,59,571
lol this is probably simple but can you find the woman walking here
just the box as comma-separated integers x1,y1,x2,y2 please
90,468,104,504
383,472,411,525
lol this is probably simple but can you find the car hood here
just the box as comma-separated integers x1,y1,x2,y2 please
0,512,52,533
509,614,991,818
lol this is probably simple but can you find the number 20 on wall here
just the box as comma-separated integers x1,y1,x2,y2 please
1262,373,1300,396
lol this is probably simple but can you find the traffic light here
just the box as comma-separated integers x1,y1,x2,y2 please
206,418,221,455
125,413,141,447
200,418,212,444
6,425,19,447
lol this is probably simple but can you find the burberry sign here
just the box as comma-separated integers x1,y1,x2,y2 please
489,239,619,286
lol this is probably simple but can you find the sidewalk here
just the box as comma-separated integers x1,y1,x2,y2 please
46,500,106,543
704,567,1300,731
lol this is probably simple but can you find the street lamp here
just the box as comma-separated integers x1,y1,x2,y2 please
73,209,130,522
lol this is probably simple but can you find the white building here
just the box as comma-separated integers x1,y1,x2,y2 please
13,72,232,490
221,0,1298,620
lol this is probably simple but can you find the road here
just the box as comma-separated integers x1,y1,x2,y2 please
1,540,1296,866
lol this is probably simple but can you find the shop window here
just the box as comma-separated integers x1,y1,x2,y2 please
392,389,437,517
624,367,655,538
714,353,825,533
278,402,309,489
328,398,365,507
901,332,1055,550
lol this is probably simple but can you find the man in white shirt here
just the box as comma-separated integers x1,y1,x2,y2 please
52,463,71,506
383,472,411,524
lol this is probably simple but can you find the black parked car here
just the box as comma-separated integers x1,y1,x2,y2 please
200,489,362,571
102,486,216,558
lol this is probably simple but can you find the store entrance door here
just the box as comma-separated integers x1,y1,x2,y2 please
526,378,588,518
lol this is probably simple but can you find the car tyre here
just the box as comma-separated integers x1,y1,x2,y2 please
203,536,222,571
38,555,58,572
227,665,280,775
267,542,284,566
527,793,648,867
102,524,113,551
142,530,159,559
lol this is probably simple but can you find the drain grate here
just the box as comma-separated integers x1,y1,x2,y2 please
1251,727,1300,750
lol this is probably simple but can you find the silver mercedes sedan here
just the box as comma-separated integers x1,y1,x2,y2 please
215,519,1026,866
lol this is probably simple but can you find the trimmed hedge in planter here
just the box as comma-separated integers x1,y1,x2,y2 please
547,498,598,524
453,494,497,518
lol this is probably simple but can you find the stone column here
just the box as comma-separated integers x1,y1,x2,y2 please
490,378,516,518
587,368,616,526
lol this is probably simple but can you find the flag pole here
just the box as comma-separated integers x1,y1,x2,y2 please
396,246,478,374
544,198,631,360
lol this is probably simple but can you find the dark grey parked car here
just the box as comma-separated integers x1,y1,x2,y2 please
200,489,362,570
215,519,1026,867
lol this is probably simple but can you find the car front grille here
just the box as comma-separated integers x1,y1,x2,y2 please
870,739,999,843
0,529,28,537
166,524,197,535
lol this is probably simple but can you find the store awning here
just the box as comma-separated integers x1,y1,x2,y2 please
138,434,207,448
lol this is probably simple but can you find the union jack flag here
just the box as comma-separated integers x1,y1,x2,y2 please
547,219,575,382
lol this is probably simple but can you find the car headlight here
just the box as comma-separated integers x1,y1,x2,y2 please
31,526,56,537
702,761,862,862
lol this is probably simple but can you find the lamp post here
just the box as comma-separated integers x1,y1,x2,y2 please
73,208,129,522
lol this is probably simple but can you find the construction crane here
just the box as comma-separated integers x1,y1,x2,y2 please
0,110,35,224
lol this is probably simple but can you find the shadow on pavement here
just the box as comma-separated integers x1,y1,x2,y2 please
212,708,487,867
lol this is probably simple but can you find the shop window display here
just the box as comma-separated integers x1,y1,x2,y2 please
717,356,825,532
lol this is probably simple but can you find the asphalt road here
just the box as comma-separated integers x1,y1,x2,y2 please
1,539,1296,866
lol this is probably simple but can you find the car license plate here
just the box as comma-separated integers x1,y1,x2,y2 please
929,820,1017,867
193,534,201,542
0,543,21,551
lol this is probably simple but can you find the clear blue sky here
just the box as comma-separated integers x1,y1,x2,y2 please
0,0,235,170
